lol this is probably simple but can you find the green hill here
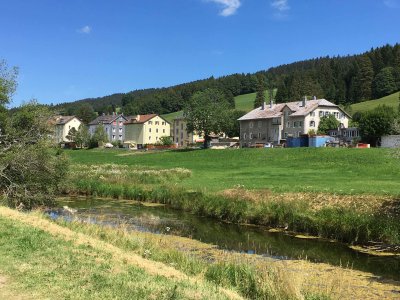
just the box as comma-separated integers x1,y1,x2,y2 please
162,90,274,122
350,91,399,114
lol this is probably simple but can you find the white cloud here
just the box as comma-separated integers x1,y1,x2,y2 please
77,25,91,34
207,0,241,17
271,0,290,11
383,0,399,8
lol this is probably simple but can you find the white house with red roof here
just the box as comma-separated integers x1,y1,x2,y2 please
238,97,351,147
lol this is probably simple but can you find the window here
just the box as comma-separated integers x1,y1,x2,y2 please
148,121,152,125
119,128,122,133
340,113,344,119
299,121,303,127
156,129,158,133
310,121,315,127
176,137,179,143
298,131,302,137
119,135,122,140
112,135,116,140
112,128,116,133
175,128,179,134
119,121,123,126
310,111,315,117
258,132,262,139
156,137,158,140
249,122,254,128
162,121,165,125
155,121,159,125
250,133,253,139
286,121,290,128
149,128,151,133
243,133,247,139
319,111,324,117
284,132,288,138
258,121,262,128
180,132,183,139
181,124,183,130
163,129,165,133
149,136,151,140
294,121,298,127
325,111,329,116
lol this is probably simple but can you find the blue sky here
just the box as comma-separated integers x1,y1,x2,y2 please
0,0,399,106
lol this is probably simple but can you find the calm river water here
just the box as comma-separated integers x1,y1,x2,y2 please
51,197,400,281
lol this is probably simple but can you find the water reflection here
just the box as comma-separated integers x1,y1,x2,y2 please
52,197,400,281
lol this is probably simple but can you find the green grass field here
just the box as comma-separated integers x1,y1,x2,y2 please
350,91,400,114
67,148,400,196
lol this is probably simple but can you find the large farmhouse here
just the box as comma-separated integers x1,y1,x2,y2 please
238,97,350,147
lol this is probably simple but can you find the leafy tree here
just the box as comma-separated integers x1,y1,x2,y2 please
358,105,397,146
183,89,230,148
89,125,108,148
317,114,340,134
75,125,90,148
373,67,396,98
159,136,173,146
0,100,68,209
222,110,246,138
76,103,97,124
254,75,266,108
0,60,18,106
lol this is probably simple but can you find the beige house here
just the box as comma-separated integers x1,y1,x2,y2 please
124,114,170,149
172,116,203,147
53,116,82,144
238,97,350,147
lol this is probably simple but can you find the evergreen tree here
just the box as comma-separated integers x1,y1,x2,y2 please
254,75,266,108
373,67,396,98
353,55,374,102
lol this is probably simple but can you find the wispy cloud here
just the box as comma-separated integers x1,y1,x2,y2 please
383,0,399,8
77,25,91,34
207,0,241,17
271,0,290,20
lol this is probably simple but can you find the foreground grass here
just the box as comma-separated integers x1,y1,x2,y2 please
0,207,330,300
350,91,400,114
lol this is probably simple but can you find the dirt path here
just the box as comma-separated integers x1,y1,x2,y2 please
0,207,243,300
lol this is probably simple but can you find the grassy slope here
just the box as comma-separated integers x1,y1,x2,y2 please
161,90,274,122
350,91,400,114
0,207,236,300
68,148,400,196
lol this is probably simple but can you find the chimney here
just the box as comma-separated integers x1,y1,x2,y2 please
262,102,266,110
269,98,273,108
302,96,307,107
135,115,140,122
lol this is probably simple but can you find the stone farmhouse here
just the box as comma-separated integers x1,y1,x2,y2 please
238,97,350,147
88,114,129,143
124,114,170,149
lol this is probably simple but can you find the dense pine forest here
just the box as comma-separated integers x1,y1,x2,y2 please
55,44,400,118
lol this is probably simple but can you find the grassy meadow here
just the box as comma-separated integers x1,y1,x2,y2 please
350,91,400,114
63,148,400,245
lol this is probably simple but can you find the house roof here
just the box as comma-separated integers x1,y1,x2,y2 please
238,99,350,121
54,116,77,125
88,114,127,126
124,114,158,125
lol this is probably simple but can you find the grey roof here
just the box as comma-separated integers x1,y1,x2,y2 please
88,114,128,126
238,99,349,121
55,116,76,125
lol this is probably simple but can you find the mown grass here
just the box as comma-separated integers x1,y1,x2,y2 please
0,208,330,300
0,214,233,300
350,91,400,114
67,148,400,196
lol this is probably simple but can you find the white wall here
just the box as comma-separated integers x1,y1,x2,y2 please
381,135,400,148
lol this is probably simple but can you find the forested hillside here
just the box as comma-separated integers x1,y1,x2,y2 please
56,44,400,118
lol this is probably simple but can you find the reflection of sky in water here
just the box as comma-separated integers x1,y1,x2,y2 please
52,198,400,281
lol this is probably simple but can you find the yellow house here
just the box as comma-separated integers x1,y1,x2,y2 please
172,116,203,147
124,114,171,149
53,116,82,144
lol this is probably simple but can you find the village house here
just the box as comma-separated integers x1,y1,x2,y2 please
238,97,350,147
88,114,129,143
53,115,82,144
172,116,203,147
124,114,170,149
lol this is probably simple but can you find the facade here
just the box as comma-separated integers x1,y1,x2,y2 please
238,97,350,147
172,117,203,147
328,127,360,144
124,114,171,149
88,114,129,142
53,116,82,144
